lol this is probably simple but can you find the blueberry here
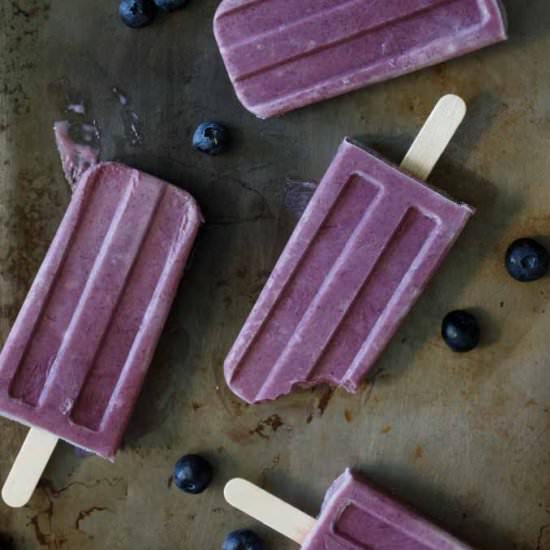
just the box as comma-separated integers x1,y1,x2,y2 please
442,310,480,353
154,0,189,10
192,122,229,155
119,0,156,28
173,455,213,494
222,529,264,550
505,238,549,282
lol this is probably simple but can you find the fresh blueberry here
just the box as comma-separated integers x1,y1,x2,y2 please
442,310,480,353
119,0,156,28
154,0,189,10
222,529,264,550
173,454,213,494
192,122,229,155
505,238,549,282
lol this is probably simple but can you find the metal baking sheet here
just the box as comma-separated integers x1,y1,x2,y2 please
0,1,548,548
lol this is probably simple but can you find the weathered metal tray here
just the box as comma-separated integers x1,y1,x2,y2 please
0,1,548,548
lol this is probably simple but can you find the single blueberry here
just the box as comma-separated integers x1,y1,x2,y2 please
119,0,156,28
442,310,480,353
173,454,213,494
192,122,229,155
222,529,264,550
505,238,549,282
154,0,189,10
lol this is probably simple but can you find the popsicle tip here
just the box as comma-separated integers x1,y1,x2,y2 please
1,484,30,508
438,94,467,117
224,478,248,502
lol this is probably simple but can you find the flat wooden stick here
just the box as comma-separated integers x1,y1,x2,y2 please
2,427,58,508
401,94,467,180
224,479,316,544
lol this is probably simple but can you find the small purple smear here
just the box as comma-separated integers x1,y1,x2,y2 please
73,446,94,458
284,179,317,219
54,121,100,191
67,102,86,115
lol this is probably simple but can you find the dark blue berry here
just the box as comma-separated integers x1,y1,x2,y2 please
192,122,229,155
505,238,549,282
119,0,156,28
442,310,480,353
154,0,189,10
173,455,213,494
222,529,264,550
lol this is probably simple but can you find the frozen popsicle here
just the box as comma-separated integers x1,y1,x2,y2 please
225,469,472,549
225,95,473,404
0,161,202,507
214,0,507,119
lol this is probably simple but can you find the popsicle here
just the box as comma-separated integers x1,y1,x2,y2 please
224,95,473,404
214,0,507,119
225,469,472,549
0,161,202,507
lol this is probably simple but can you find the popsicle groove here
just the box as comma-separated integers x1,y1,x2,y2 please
228,175,380,397
229,0,455,81
65,183,167,429
70,186,182,431
8,174,125,406
334,503,424,548
308,208,436,387
233,0,483,104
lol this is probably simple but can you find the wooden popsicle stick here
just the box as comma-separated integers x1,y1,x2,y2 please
224,478,316,544
2,427,58,508
401,94,467,180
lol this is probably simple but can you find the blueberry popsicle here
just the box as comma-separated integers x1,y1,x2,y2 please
225,470,471,549
214,0,507,118
225,95,473,404
0,162,202,506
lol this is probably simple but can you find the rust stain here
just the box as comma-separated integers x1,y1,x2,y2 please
317,386,335,416
413,445,424,460
226,428,252,444
75,506,110,530
525,399,537,408
381,425,392,434
39,477,124,497
249,414,284,440
344,410,353,423
27,515,49,547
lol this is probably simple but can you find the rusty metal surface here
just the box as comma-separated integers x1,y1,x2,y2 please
0,1,549,549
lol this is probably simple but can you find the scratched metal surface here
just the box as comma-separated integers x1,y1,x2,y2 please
0,1,549,549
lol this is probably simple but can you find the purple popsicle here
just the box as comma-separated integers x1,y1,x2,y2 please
224,470,472,549
303,469,471,549
224,96,473,404
214,0,507,118
0,163,202,459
